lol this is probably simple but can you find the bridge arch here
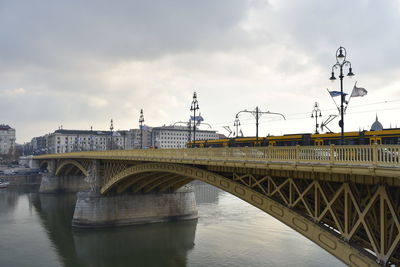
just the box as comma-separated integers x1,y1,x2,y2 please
55,160,89,177
39,161,48,171
101,163,196,194
101,162,379,266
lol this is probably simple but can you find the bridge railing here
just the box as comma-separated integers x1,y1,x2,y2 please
36,144,400,167
153,144,400,166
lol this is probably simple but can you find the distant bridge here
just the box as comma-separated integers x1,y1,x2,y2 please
35,144,400,266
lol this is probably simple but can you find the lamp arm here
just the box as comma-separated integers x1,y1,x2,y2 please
262,111,286,120
332,63,340,72
235,110,251,119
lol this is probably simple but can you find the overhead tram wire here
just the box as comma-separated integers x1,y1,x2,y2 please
211,105,400,129
208,98,400,130
281,99,400,118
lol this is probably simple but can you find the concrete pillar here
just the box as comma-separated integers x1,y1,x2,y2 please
85,160,102,193
39,174,60,193
72,185,198,228
39,159,89,193
39,175,90,193
39,160,57,193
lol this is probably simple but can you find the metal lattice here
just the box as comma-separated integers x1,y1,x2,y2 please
232,173,400,265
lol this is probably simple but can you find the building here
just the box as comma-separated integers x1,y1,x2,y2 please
46,129,127,154
30,136,47,155
151,125,218,149
370,115,383,131
24,129,127,155
125,128,152,149
23,124,221,155
0,124,16,155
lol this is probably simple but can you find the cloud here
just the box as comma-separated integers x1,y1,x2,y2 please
88,97,108,108
4,88,26,95
1,0,400,142
0,0,249,67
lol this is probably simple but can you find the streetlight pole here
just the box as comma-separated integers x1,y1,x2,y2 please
110,119,114,150
255,107,259,141
90,126,93,151
329,46,355,144
139,109,144,149
236,107,285,145
190,92,199,147
311,102,322,134
234,116,241,138
187,120,191,144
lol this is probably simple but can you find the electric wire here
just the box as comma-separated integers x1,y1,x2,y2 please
207,99,400,128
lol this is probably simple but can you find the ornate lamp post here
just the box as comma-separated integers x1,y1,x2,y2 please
311,102,322,134
190,92,199,146
139,109,144,149
329,46,355,144
110,119,114,150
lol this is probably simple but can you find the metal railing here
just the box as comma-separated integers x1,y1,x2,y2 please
35,144,400,167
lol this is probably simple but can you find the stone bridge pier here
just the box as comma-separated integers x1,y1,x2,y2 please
39,160,90,193
38,159,198,228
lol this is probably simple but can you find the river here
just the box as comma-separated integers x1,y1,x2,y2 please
0,182,343,266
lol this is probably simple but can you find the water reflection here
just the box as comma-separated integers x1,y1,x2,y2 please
191,181,220,204
1,183,343,267
31,193,80,266
73,221,197,267
32,192,198,267
0,189,19,215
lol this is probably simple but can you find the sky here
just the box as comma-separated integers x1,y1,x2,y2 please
2,0,400,143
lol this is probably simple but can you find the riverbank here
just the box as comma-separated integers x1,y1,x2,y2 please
0,164,42,186
0,174,42,186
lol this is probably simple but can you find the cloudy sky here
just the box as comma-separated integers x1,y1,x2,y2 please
2,0,400,143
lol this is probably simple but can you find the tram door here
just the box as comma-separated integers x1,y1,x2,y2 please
269,141,276,146
314,139,324,146
370,137,382,145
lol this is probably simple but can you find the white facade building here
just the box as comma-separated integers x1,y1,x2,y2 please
25,125,221,154
27,129,127,154
0,125,16,155
151,126,218,149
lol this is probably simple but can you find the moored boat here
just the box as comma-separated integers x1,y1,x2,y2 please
0,179,9,188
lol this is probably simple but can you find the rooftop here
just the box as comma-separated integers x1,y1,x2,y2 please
0,124,12,131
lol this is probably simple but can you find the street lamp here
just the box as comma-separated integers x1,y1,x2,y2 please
110,119,114,150
190,92,199,147
139,109,144,149
311,102,322,134
236,107,285,145
329,46,355,144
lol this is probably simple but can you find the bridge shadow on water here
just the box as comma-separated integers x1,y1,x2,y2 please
31,191,199,267
27,184,229,267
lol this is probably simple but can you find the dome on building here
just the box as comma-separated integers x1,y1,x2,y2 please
370,115,383,131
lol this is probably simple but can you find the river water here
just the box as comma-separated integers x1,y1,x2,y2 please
0,183,343,267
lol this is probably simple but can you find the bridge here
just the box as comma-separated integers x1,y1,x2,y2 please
34,144,400,266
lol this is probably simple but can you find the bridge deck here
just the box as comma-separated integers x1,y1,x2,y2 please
34,145,400,179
